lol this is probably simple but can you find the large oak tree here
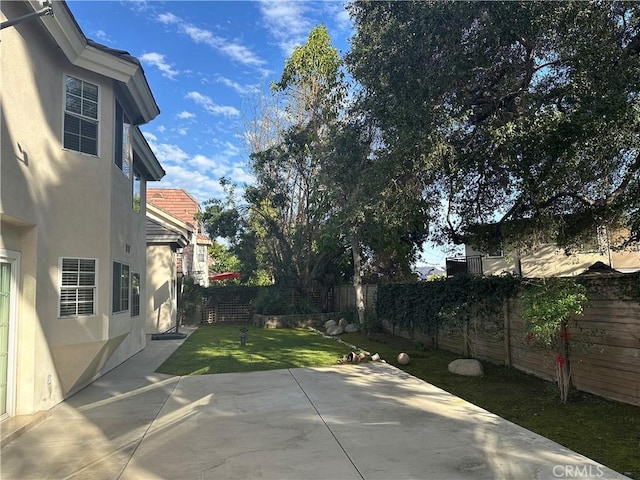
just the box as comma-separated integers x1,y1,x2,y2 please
347,1,640,251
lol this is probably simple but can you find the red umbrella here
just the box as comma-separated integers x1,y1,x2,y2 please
209,272,240,282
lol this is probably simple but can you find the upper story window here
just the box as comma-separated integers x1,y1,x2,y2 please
133,170,141,213
64,76,99,155
115,101,131,177
197,245,207,263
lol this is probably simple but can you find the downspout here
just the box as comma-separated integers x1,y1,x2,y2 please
1,1,53,30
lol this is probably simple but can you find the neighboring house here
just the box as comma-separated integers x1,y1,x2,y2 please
147,188,212,287
0,1,164,420
145,204,190,334
447,226,640,277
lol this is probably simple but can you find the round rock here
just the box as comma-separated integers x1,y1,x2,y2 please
397,352,410,365
448,359,484,377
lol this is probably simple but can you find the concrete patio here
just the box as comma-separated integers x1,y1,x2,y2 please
0,328,628,479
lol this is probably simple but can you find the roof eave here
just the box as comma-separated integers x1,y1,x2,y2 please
133,127,165,181
38,1,160,124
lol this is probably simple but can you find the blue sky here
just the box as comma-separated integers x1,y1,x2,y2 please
68,0,457,267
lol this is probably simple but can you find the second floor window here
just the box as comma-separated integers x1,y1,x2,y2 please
115,101,131,177
64,76,99,155
133,170,141,213
197,245,207,263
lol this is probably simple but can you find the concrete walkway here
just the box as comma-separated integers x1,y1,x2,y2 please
0,329,628,480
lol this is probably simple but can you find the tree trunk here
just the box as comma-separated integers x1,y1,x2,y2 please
351,234,365,324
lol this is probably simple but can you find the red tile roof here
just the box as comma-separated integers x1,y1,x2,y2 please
147,188,201,228
147,188,212,245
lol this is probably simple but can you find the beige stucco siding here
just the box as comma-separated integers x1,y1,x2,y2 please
1,2,155,414
146,244,178,334
465,243,639,277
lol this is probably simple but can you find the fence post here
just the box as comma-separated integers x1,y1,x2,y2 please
503,297,512,367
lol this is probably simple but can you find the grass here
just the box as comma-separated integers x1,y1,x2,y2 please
156,324,349,375
157,325,640,478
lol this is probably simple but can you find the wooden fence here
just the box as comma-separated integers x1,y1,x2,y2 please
333,282,640,407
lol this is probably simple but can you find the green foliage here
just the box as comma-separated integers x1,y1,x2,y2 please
178,276,203,323
157,325,350,375
208,241,240,275
200,285,323,316
521,279,588,348
377,275,520,337
347,1,640,247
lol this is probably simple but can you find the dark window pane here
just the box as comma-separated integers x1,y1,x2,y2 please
66,76,82,96
83,83,98,102
79,259,95,272
64,113,80,134
64,133,80,152
83,100,98,119
77,303,94,315
60,303,76,316
66,95,82,114
80,137,97,155
81,119,97,138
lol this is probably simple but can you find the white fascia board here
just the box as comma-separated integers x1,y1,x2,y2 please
133,128,165,181
147,205,193,236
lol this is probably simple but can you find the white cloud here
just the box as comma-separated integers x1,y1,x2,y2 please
258,0,312,55
139,52,179,79
161,165,226,204
142,131,158,142
177,128,188,136
156,11,265,68
191,154,218,171
94,30,111,43
177,111,196,120
323,1,352,32
215,75,260,96
212,139,242,158
186,91,240,117
157,125,166,133
229,166,255,185
147,141,190,165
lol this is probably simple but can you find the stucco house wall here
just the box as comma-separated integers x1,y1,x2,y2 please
145,206,189,334
0,1,164,418
146,244,178,334
465,239,639,277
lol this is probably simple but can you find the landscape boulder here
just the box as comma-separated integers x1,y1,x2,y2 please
324,319,337,330
344,323,359,333
326,325,344,336
448,359,484,377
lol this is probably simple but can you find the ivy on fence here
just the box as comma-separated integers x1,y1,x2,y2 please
376,275,521,343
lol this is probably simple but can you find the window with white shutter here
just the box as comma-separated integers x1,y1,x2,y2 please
59,258,97,317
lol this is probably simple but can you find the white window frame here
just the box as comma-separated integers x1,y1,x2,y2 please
114,100,131,177
112,262,130,314
63,75,99,156
131,273,140,317
133,169,142,213
197,245,207,263
59,257,98,318
0,250,20,419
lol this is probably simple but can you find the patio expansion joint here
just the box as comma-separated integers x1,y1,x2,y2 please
287,368,366,480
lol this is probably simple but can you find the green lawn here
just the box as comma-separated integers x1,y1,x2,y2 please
156,324,349,375
157,325,639,478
